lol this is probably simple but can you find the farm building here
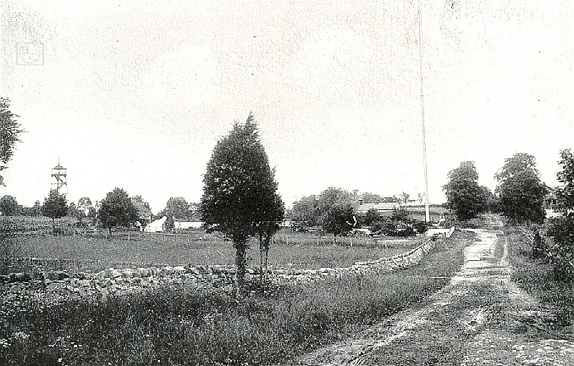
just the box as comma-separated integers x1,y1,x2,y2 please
144,216,167,232
356,201,400,215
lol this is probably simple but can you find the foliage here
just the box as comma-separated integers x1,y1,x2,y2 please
366,208,427,237
0,195,19,216
317,187,355,235
0,98,23,186
158,196,192,221
200,113,283,289
97,188,138,236
18,201,42,216
545,149,574,281
531,229,546,260
363,208,381,226
495,152,547,224
131,195,153,226
443,161,488,220
506,225,574,326
555,148,574,211
322,202,355,238
291,195,320,229
41,190,68,233
255,187,285,280
545,215,574,281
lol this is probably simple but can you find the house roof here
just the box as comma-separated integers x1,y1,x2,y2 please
357,202,399,213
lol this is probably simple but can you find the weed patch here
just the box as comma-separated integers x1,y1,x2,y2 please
506,226,574,332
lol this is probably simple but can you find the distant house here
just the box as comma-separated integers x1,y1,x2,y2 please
356,200,400,215
144,216,167,232
544,190,563,218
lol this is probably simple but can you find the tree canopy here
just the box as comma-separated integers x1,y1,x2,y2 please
97,188,138,236
556,149,574,211
547,149,574,280
159,197,192,221
0,195,19,216
42,190,68,233
0,98,23,186
200,113,284,288
495,153,547,224
291,195,320,229
131,195,153,226
443,161,488,220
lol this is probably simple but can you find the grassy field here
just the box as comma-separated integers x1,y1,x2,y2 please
505,225,574,332
2,228,421,274
0,229,473,366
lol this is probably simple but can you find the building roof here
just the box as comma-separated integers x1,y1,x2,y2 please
356,202,400,213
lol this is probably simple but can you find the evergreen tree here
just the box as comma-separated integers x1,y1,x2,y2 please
200,113,284,290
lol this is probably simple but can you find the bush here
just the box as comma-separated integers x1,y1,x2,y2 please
546,214,574,281
531,229,546,260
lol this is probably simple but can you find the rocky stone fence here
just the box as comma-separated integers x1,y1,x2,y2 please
0,227,455,305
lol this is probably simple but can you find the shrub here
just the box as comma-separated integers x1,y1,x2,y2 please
546,214,574,281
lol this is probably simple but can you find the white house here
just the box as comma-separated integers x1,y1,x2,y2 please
144,216,167,232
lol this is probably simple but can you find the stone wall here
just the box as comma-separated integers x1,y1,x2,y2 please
0,227,455,305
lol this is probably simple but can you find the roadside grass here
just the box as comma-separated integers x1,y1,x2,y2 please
0,230,470,366
5,230,419,274
505,225,574,333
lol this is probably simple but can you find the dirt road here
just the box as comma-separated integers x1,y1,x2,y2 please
292,217,574,365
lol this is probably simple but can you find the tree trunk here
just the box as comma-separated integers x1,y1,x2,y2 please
51,217,55,235
258,233,264,281
108,227,112,237
235,243,247,293
264,243,269,281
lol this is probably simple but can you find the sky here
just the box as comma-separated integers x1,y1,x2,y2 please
0,0,573,212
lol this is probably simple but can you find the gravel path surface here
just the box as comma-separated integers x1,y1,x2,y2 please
292,216,574,365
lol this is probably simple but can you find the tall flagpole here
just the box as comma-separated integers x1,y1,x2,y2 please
418,1,430,223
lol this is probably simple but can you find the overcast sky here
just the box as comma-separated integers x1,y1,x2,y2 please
1,0,573,212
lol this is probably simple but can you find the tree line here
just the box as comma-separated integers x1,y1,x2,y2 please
444,151,574,281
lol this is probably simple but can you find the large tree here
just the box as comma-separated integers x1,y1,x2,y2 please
443,161,488,220
0,98,24,186
322,202,355,240
131,195,153,227
0,195,19,216
42,190,68,233
97,188,138,236
200,113,284,289
291,195,320,229
495,153,547,224
160,196,191,220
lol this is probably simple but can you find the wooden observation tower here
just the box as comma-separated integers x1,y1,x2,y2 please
51,160,68,195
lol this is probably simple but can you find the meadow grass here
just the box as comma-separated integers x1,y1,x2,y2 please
505,225,574,332
0,230,471,366
5,229,419,273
